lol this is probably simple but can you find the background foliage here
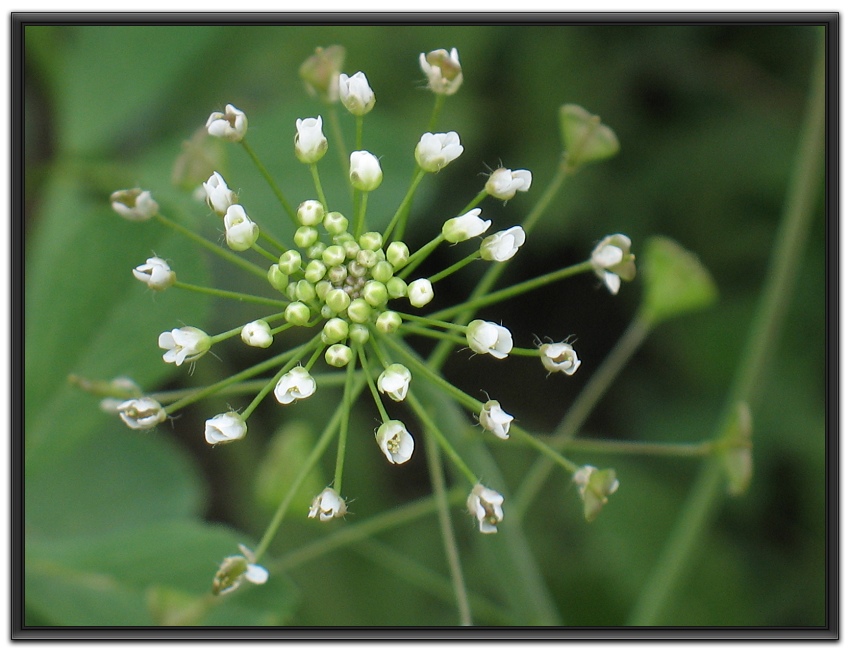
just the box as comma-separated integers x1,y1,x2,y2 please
23,22,826,627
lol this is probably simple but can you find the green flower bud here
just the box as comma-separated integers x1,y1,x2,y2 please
359,231,383,251
559,104,619,168
324,211,349,235
322,244,346,267
386,276,408,299
347,298,372,323
315,280,332,301
325,343,353,367
297,200,326,226
348,260,367,278
386,241,410,269
325,288,352,314
295,279,317,302
342,239,361,260
376,310,402,334
307,242,326,260
322,317,350,344
285,282,298,301
267,264,289,291
362,280,389,307
320,304,336,320
371,260,394,283
294,226,319,249
356,249,378,268
285,301,312,326
279,250,302,275
328,265,348,284
348,323,370,345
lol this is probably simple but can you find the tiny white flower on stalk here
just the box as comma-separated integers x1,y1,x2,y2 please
442,208,491,243
590,234,637,295
202,171,237,215
573,465,620,522
375,420,415,464
116,397,167,430
467,484,504,534
479,226,526,262
539,341,581,376
414,132,463,173
294,117,329,164
466,320,513,359
206,104,247,142
205,411,247,445
407,278,434,308
485,168,533,201
308,487,347,522
158,326,211,366
132,257,176,291
377,364,412,402
420,48,463,96
241,320,273,348
479,399,513,440
110,188,159,221
212,544,269,596
274,366,317,405
338,71,376,115
349,151,383,191
223,204,259,251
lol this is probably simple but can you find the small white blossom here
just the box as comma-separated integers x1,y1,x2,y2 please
466,320,513,360
467,484,504,534
480,226,526,262
205,411,247,445
212,544,269,596
442,208,491,243
414,132,463,173
223,204,259,251
202,171,237,215
308,487,347,522
407,278,434,308
590,234,636,295
294,116,329,164
420,48,463,96
110,188,159,221
349,151,383,192
132,257,176,291
158,326,211,366
479,400,513,440
206,104,247,142
274,366,317,405
116,397,167,430
377,364,412,402
241,320,273,349
375,420,415,465
485,168,533,201
539,342,581,376
338,71,376,115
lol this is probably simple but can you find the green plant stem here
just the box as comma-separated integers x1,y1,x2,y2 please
333,355,358,494
384,168,428,243
327,106,350,187
253,375,367,562
457,189,489,216
395,312,468,333
428,252,481,285
542,436,715,459
149,371,353,403
427,93,446,132
398,232,444,279
154,213,268,280
250,242,280,263
627,37,825,626
309,163,328,209
398,324,468,348
241,139,297,225
355,114,364,152
357,346,391,423
354,190,369,238
173,281,288,307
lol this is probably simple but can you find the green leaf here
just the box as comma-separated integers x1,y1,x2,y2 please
639,236,719,326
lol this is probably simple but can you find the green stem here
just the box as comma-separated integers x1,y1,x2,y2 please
241,139,297,225
543,436,715,459
357,346,391,423
333,355,358,494
398,324,468,348
428,251,481,285
457,189,489,216
384,168,428,243
150,371,352,403
250,242,280,263
173,281,288,307
327,106,350,190
627,35,825,626
309,163,328,209
395,312,468,333
398,232,444,279
209,324,248,345
354,190,369,238
355,114,364,152
154,213,268,280
427,93,447,133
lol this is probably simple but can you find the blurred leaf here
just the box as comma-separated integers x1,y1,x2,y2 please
255,420,325,514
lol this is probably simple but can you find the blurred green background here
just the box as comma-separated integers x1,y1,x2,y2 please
23,23,826,627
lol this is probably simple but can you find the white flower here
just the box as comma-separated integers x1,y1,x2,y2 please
308,487,347,522
420,48,463,96
294,116,329,164
110,188,159,221
205,104,247,142
414,132,463,173
116,397,166,430
204,411,247,445
479,226,526,262
590,234,636,295
479,400,513,440
158,326,211,366
212,544,269,596
349,151,383,191
573,465,620,522
132,256,176,291
223,204,259,251
539,342,581,376
338,71,375,115
442,208,491,243
202,171,237,215
241,320,273,348
485,168,533,201
377,364,412,402
407,278,434,308
375,420,415,464
466,320,513,359
274,366,317,405
467,484,504,534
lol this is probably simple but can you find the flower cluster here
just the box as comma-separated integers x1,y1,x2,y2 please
100,46,635,596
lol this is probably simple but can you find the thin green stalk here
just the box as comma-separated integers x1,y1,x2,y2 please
398,324,468,348
154,213,268,280
333,355,358,494
173,281,288,307
428,251,481,285
542,436,715,459
427,93,447,133
355,114,364,152
398,232,444,279
241,139,297,224
209,323,249,345
309,163,328,209
251,242,280,263
384,168,428,243
457,188,489,216
357,346,391,423
395,312,468,333
353,190,369,238
627,36,825,626
327,106,350,187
